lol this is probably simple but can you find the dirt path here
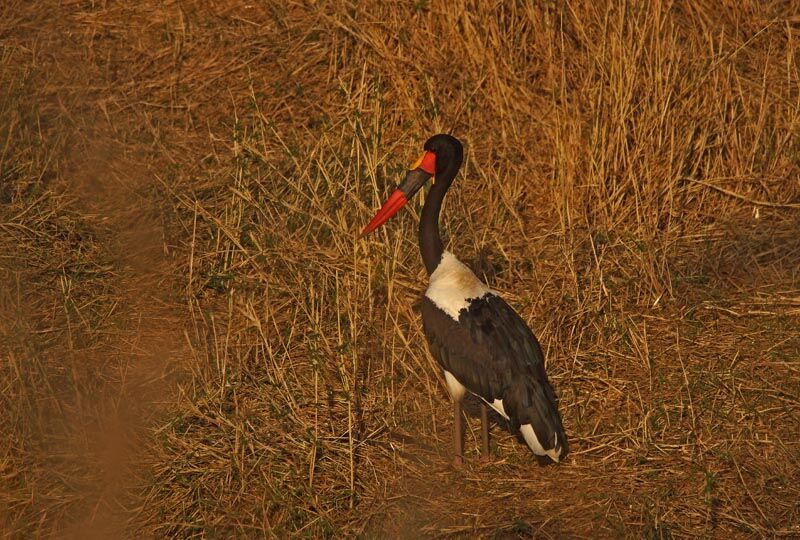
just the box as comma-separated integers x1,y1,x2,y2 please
2,4,191,536
62,138,190,537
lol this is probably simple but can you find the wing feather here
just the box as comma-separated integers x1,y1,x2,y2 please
421,293,569,459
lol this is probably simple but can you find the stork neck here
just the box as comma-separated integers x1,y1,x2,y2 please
416,136,463,276
419,180,447,275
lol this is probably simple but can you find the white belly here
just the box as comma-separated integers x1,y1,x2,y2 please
443,370,466,400
444,371,508,421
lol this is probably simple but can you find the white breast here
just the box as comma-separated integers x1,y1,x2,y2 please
425,251,491,320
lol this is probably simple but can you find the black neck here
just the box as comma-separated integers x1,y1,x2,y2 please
419,160,460,275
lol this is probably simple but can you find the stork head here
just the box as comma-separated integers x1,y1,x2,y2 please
360,134,463,236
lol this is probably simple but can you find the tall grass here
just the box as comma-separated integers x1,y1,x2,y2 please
2,0,799,537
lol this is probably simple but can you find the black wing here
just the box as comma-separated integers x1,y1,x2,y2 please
421,293,568,457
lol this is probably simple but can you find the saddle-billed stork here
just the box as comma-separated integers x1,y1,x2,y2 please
361,134,568,464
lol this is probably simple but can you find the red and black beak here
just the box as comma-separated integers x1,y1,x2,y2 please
360,151,436,236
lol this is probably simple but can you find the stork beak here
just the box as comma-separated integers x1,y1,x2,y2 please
360,167,433,236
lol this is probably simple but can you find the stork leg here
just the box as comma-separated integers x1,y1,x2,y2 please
453,398,464,466
480,402,490,458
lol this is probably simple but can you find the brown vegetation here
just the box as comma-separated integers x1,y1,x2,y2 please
2,1,799,537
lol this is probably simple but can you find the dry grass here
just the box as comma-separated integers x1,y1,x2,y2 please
2,0,799,537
